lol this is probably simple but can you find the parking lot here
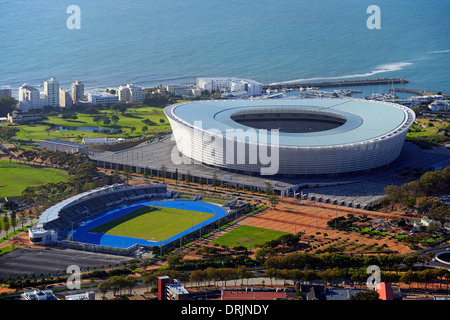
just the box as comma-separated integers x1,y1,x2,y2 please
0,247,131,281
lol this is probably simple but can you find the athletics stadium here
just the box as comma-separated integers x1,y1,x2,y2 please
165,98,416,175
28,184,228,254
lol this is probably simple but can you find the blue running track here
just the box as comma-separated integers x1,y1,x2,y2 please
69,200,227,248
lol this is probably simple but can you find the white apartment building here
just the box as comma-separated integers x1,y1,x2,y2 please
117,83,145,103
18,83,44,110
59,88,73,108
0,88,12,99
87,92,119,104
166,84,202,97
429,99,450,112
71,80,84,103
44,78,60,107
196,77,262,96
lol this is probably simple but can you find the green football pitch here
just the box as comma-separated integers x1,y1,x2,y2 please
211,225,290,249
89,205,214,241
0,160,69,197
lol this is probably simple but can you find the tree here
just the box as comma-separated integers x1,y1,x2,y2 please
212,173,218,191
124,275,137,295
204,267,219,287
111,114,119,125
185,171,192,184
93,116,103,125
0,96,17,117
143,166,150,179
167,253,184,268
190,270,205,288
111,103,127,115
10,211,17,233
3,217,9,238
160,165,166,181
130,126,136,133
264,268,279,286
97,281,109,299
265,182,278,208
348,290,380,300
0,127,20,142
142,273,157,292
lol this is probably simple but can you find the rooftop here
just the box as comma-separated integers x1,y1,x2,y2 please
167,98,414,147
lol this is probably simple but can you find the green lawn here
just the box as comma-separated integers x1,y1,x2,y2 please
89,205,214,241
406,118,450,147
13,106,171,143
0,160,69,197
211,225,290,250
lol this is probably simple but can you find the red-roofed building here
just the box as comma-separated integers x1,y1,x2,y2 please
221,289,292,300
376,282,393,300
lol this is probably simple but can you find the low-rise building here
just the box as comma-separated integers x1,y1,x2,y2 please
21,289,58,300
166,84,202,97
87,92,119,104
82,137,118,145
221,289,293,300
39,138,88,154
429,99,450,112
196,77,262,96
158,276,189,300
65,291,95,300
117,83,146,103
7,110,41,124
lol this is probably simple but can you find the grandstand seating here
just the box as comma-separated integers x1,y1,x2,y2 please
39,185,169,232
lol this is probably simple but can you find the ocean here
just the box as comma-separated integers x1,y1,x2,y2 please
0,0,449,96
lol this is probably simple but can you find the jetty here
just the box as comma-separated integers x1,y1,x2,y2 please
263,78,408,91
389,88,450,98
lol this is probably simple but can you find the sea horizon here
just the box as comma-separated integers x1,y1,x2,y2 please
1,0,449,97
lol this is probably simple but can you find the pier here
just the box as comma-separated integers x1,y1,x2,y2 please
389,88,450,99
263,78,408,91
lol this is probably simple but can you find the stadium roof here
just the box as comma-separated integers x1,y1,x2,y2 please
168,99,413,147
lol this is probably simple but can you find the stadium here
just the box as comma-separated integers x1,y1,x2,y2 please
28,184,228,254
164,98,416,176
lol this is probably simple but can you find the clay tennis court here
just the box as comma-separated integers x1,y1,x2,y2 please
242,199,413,255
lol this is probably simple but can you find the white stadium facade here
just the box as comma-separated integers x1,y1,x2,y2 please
164,98,415,176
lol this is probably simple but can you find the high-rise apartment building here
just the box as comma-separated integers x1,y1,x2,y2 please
44,78,60,107
18,83,42,110
59,88,73,108
71,80,84,103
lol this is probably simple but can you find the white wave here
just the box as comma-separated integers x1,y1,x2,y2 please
429,49,450,54
270,62,413,85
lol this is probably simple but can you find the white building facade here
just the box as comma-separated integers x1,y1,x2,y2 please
71,80,84,103
18,83,44,110
196,77,262,96
44,78,60,107
87,92,119,104
117,83,146,103
59,88,73,108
